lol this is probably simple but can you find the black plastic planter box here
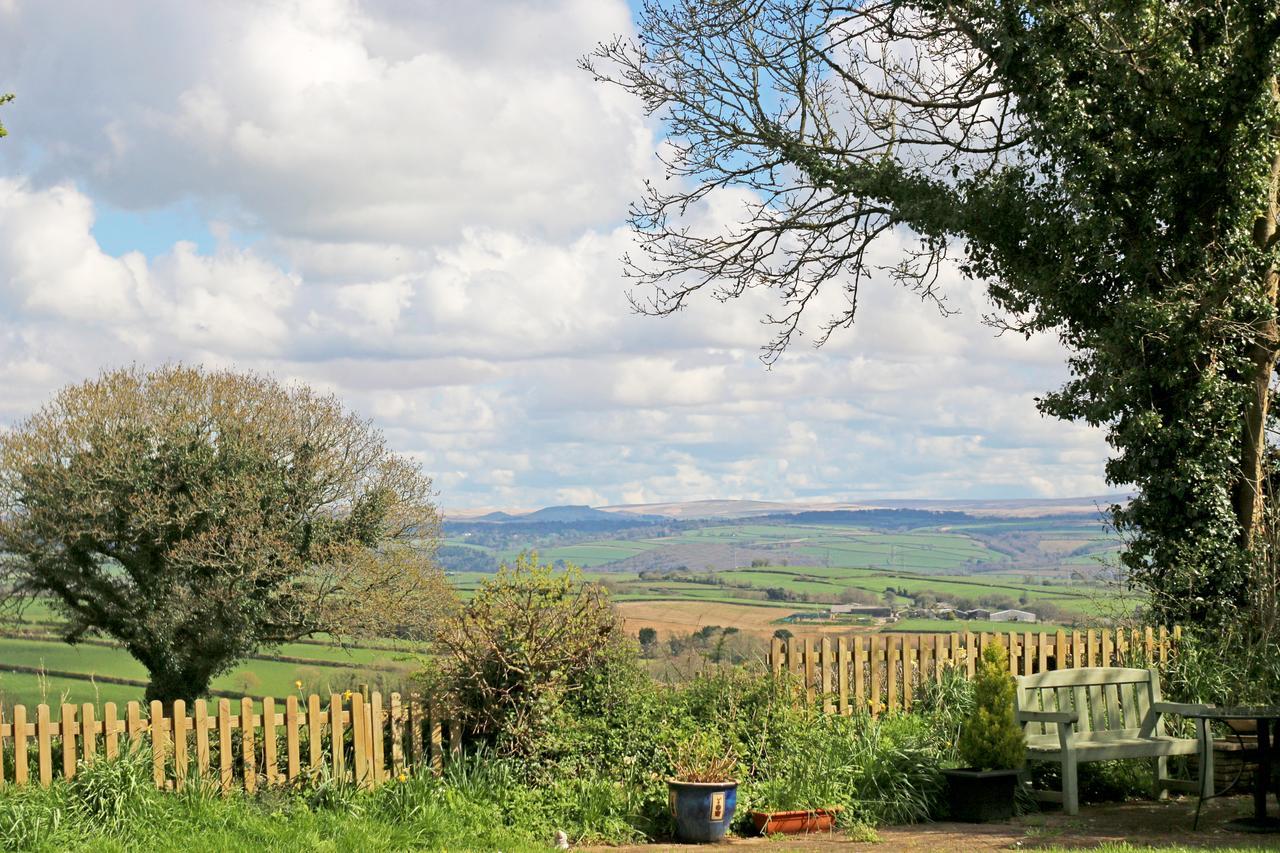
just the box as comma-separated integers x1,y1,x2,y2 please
942,768,1019,822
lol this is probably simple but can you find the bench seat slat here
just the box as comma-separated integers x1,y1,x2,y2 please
1026,732,1199,760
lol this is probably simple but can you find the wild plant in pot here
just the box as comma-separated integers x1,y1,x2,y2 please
748,720,843,835
941,642,1025,822
667,731,739,843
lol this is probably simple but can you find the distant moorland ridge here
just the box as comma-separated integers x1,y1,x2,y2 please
444,496,1130,522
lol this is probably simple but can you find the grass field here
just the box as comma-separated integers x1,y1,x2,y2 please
0,634,417,708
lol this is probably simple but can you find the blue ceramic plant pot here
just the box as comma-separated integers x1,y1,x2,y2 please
667,779,738,842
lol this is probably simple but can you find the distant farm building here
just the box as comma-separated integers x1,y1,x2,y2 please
925,607,991,620
989,609,1038,623
827,604,893,618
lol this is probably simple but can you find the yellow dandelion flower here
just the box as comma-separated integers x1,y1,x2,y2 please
294,680,303,689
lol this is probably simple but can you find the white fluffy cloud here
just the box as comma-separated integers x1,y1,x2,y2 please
0,0,1113,510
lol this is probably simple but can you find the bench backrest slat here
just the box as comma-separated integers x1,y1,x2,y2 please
1105,683,1123,729
1087,685,1106,731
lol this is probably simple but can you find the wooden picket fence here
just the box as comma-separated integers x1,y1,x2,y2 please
0,692,462,790
769,626,1181,716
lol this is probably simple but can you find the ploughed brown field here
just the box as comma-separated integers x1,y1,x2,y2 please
616,600,865,640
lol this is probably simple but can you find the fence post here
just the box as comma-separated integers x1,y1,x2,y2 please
389,693,405,777
194,700,210,778
770,638,783,677
104,702,119,760
820,638,834,714
903,636,916,712
36,704,52,786
852,636,866,713
13,705,28,785
308,694,323,773
351,693,369,788
409,694,424,770
836,638,850,715
285,696,300,783
330,694,345,782
218,698,233,793
81,703,97,768
804,639,816,705
60,703,77,780
147,700,165,788
262,697,277,787
869,635,882,716
886,636,899,713
172,700,188,788
370,692,386,785
448,716,463,762
430,703,443,773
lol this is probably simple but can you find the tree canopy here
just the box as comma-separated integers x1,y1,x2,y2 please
0,365,449,702
0,92,11,137
586,1,1280,628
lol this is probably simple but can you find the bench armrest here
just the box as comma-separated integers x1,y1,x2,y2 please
1017,710,1078,725
1141,702,1212,737
1151,702,1211,716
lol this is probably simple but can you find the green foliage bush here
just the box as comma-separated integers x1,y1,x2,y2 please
1161,626,1280,706
957,643,1024,771
430,553,630,758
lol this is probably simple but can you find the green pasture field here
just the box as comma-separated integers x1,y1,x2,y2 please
713,570,843,596
0,670,142,709
441,538,492,551
0,635,411,708
713,564,1100,606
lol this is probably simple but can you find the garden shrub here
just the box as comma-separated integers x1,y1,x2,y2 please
957,642,1024,770
430,553,631,758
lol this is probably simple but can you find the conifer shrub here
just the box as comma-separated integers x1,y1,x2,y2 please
956,643,1024,770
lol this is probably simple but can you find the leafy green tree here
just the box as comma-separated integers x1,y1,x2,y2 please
958,643,1025,771
0,365,448,702
0,93,12,137
586,2,1280,628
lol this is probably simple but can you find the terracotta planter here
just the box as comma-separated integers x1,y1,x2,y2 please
749,807,839,835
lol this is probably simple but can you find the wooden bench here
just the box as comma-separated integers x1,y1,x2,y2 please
1015,667,1211,815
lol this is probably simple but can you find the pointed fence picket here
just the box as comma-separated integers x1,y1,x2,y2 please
769,626,1181,716
0,692,461,791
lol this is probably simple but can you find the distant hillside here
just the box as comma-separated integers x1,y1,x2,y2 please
753,508,976,528
455,504,670,525
597,496,1127,520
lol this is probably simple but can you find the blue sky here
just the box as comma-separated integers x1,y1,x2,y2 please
0,0,1112,511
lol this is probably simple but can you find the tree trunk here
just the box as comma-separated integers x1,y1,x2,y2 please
1235,115,1280,550
1236,334,1278,549
138,653,218,706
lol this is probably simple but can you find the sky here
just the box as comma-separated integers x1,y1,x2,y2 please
0,0,1114,512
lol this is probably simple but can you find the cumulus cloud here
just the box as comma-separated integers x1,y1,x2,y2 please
0,0,1114,510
